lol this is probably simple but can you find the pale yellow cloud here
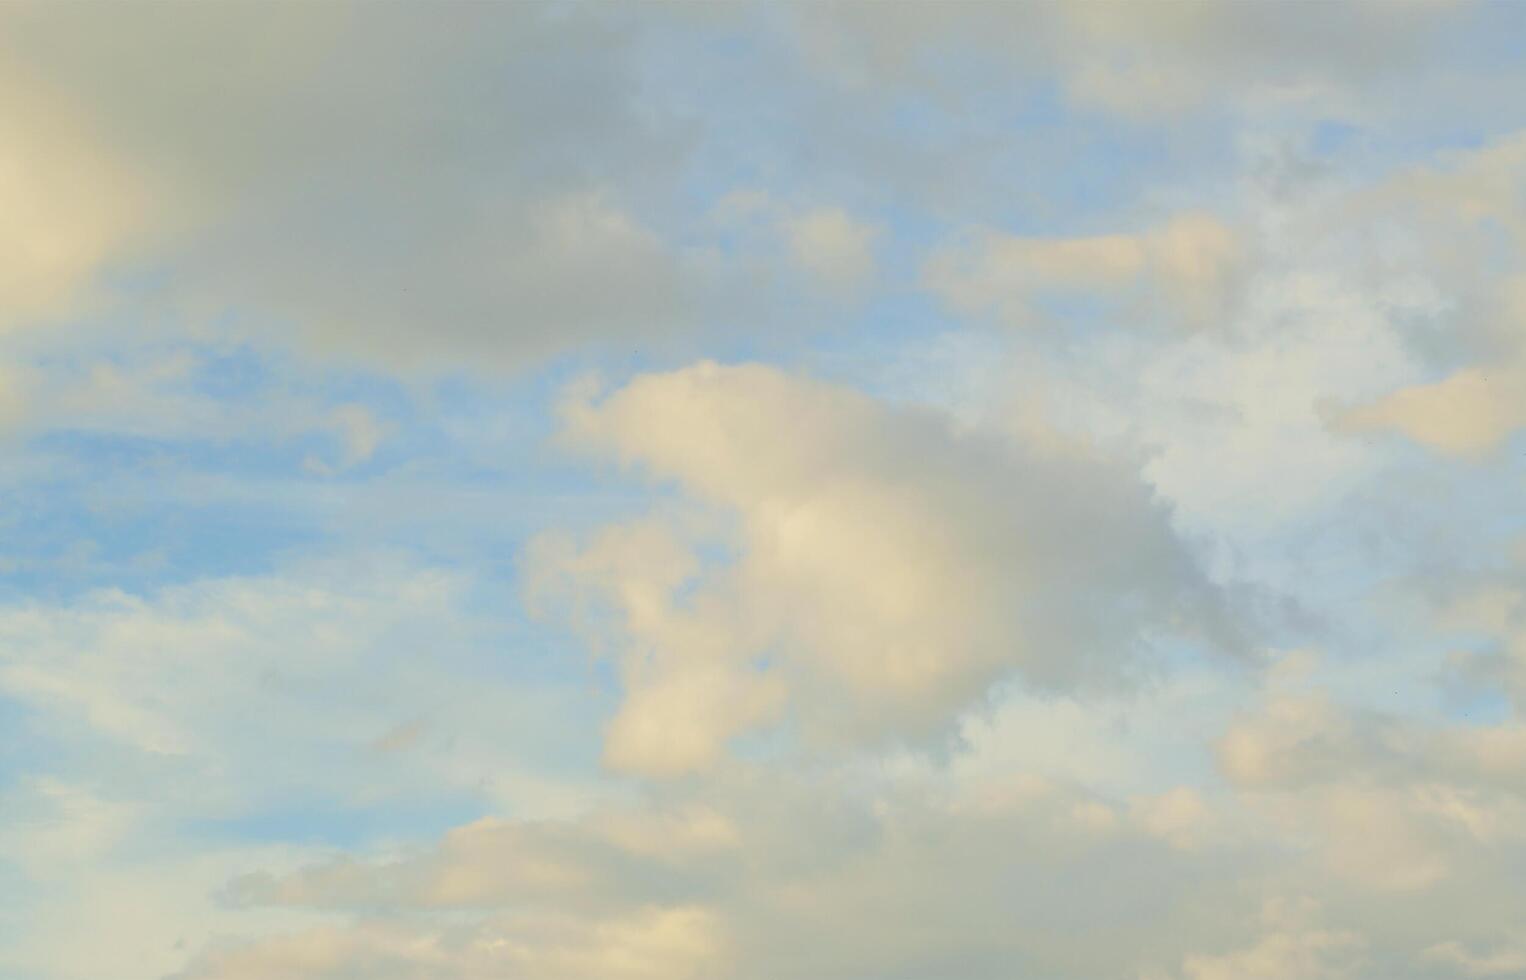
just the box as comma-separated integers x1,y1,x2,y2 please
525,519,788,777
0,62,155,328
1334,363,1526,457
782,205,879,293
178,907,725,980
1217,686,1526,894
531,361,1230,774
179,651,1526,980
924,211,1243,330
203,766,1224,979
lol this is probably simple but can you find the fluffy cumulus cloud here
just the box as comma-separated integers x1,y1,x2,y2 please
526,361,1235,773
7,3,1526,979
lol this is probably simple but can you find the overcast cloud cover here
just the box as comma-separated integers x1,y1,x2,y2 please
4,2,1526,978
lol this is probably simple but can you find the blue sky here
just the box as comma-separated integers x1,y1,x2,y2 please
4,3,1526,978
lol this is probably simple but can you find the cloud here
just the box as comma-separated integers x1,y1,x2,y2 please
782,206,880,293
1215,680,1526,897
1320,132,1526,457
1054,0,1462,118
923,129,1520,543
795,0,1477,120
0,774,323,980
524,361,1235,775
1175,900,1367,980
1425,939,1526,978
152,615,1526,980
191,766,1248,980
0,557,595,817
708,191,882,302
304,404,389,475
0,4,702,371
0,59,157,329
6,6,1526,980
176,907,725,980
0,0,1495,379
924,212,1244,331
223,187,692,374
1434,550,1526,714
224,801,743,914
1333,363,1526,457
0,557,612,979
188,693,1526,980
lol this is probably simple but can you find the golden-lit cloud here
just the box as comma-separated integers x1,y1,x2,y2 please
526,361,1234,774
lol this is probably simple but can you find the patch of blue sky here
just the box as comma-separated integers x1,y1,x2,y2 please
0,698,42,793
0,465,321,601
635,12,1196,236
184,794,488,852
0,328,675,601
1311,118,1359,156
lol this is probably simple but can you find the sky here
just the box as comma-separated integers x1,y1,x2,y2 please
3,2,1526,978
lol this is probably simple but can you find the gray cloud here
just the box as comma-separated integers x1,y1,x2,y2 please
0,3,700,367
